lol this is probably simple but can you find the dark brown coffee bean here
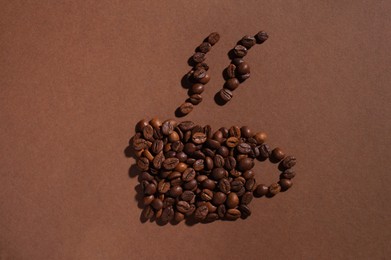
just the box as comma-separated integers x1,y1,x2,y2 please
182,167,196,182
191,83,204,94
186,158,196,165
237,187,246,197
162,157,179,170
217,204,226,218
230,169,241,178
238,204,251,218
241,192,253,205
234,45,247,57
176,201,191,213
237,154,247,162
254,132,267,144
241,35,256,49
224,156,237,170
217,146,229,157
192,52,206,63
152,151,165,169
200,189,213,201
165,151,176,158
238,158,254,171
254,184,269,196
184,143,196,155
198,42,212,53
160,170,171,179
255,31,269,44
226,64,236,78
161,120,174,135
237,62,250,75
193,68,206,80
194,205,208,221
226,137,239,148
249,146,260,158
174,212,185,222
176,151,188,162
132,137,148,151
232,58,244,66
269,183,281,195
259,144,271,158
189,94,203,105
137,157,149,171
140,171,154,182
219,88,233,102
224,78,240,90
218,178,231,194
142,124,154,141
282,156,297,169
282,169,296,179
170,185,183,197
151,198,163,210
185,204,196,216
212,168,226,180
178,121,195,131
161,206,174,222
279,179,293,191
229,126,241,138
212,191,227,206
195,62,209,71
207,32,220,45
225,208,241,220
199,73,210,84
219,127,229,138
237,142,252,154
205,156,214,170
204,213,219,222
149,118,162,129
168,131,180,143
181,190,195,202
226,192,239,208
240,126,253,138
192,132,207,144
213,154,224,168
183,179,197,190
151,140,163,154
238,73,250,81
171,141,184,153
230,180,244,192
155,208,163,219
245,178,256,191
193,159,204,171
143,195,154,205
157,180,170,194
170,177,182,186
153,128,163,140
179,102,193,115
242,170,254,180
163,197,176,208
143,205,154,219
135,119,149,132
202,179,216,190
192,151,205,160
204,139,220,150
212,130,224,142
271,147,285,162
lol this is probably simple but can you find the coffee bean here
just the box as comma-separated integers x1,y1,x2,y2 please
237,62,250,75
132,137,148,151
219,88,233,102
179,102,193,115
170,178,182,187
149,118,162,129
163,197,176,208
245,178,256,191
207,32,220,45
255,31,268,44
229,126,241,138
237,187,246,197
174,162,187,172
143,205,154,219
224,156,236,170
281,169,296,179
182,167,196,181
195,205,209,221
259,144,271,158
198,73,210,84
254,132,267,144
193,159,204,171
165,151,176,158
254,184,269,196
216,146,228,157
230,169,241,178
176,201,191,213
212,191,227,205
171,141,184,153
205,156,214,170
192,52,206,63
151,198,163,210
225,208,241,220
211,168,227,180
198,42,212,53
181,190,195,202
162,157,179,170
143,195,154,205
162,120,175,135
269,183,281,195
152,151,165,169
218,178,231,194
242,170,254,180
143,150,154,161
238,204,251,219
219,127,229,138
142,124,154,141
186,158,196,165
205,202,217,213
178,121,195,131
202,179,216,190
224,78,240,91
184,143,196,155
234,45,248,57
230,180,244,192
279,179,293,191
176,151,188,162
192,132,207,144
238,73,250,81
241,192,253,205
237,154,248,162
191,83,204,94
136,119,149,132
195,62,209,71
271,147,285,162
174,212,185,222
193,68,206,80
241,35,256,49
153,128,163,140
238,158,254,171
216,204,226,218
183,179,197,190
240,126,253,138
237,142,252,154
226,64,236,78
137,157,150,171
212,130,224,142
282,156,297,169
161,206,174,222
168,172,182,181
157,180,170,194
226,137,239,148
232,58,244,66
151,140,164,154
204,213,219,222
170,185,183,197
168,131,180,143
189,94,203,105
200,189,213,201
140,171,154,181
226,192,239,208
192,151,205,160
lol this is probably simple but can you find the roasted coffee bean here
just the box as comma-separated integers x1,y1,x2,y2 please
157,180,170,194
224,156,236,170
161,157,178,170
192,151,205,160
214,154,225,168
186,158,196,165
219,127,229,138
254,184,269,196
185,204,196,216
143,205,154,219
218,178,231,194
212,130,224,142
174,212,185,222
230,180,244,192
193,68,206,80
238,158,254,171
217,146,229,157
228,126,240,139
155,208,163,219
238,204,251,218
195,205,209,221
237,154,248,162
170,185,183,197
163,197,176,208
241,35,256,49
171,141,184,153
202,179,216,190
237,62,250,75
140,171,154,181
241,192,253,205
240,126,253,138
142,124,154,141
151,140,164,154
249,146,260,158
136,119,149,132
193,159,204,171
178,121,195,131
192,52,206,63
174,162,187,172
224,78,240,91
205,156,214,170
271,147,285,162
161,120,174,135
189,94,203,105
191,83,204,94
226,64,236,78
232,58,244,66
226,137,239,148
226,192,239,208
205,139,221,149
234,45,248,57
245,178,256,191
168,132,180,143
281,169,296,179
192,132,207,144
282,156,297,169
149,118,162,129
132,137,147,151
242,170,254,180
176,151,188,162
237,142,252,154
259,144,271,158
237,187,246,197
219,88,233,102
200,189,213,201
143,195,154,205
217,204,226,218
238,73,250,81
198,74,210,84
204,213,219,222
160,170,171,179
176,201,191,213
279,179,293,191
212,168,226,180
198,42,212,53
179,102,193,115
212,192,227,205
165,151,176,158
151,198,163,210
225,208,241,220
170,177,182,186
183,179,197,190
195,62,209,71
183,143,196,155
230,169,241,178
153,128,164,140
182,167,196,181
181,190,195,202
207,32,220,45
269,183,281,195
205,202,217,213
254,132,267,144
161,206,174,222
137,157,149,171
255,31,269,44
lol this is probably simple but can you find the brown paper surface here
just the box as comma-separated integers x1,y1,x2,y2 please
1,1,390,259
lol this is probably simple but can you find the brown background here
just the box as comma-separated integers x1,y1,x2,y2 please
1,1,390,259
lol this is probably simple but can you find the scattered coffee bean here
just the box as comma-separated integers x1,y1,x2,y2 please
271,147,285,162
226,64,236,78
192,52,206,63
234,45,248,57
225,208,241,220
207,32,220,45
224,78,240,90
241,35,256,49
269,183,281,195
219,88,233,102
179,102,194,115
191,83,204,94
279,179,293,191
282,156,297,169
198,42,212,53
255,31,269,44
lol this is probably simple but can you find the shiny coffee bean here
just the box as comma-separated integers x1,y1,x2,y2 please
189,94,203,105
179,102,193,115
226,64,236,78
282,156,297,169
225,209,241,220
241,35,256,49
219,88,233,102
271,147,285,162
212,192,227,205
237,62,250,75
279,179,293,191
255,31,269,44
269,183,281,195
195,205,209,221
191,83,204,94
224,78,240,91
233,45,248,57
226,192,239,208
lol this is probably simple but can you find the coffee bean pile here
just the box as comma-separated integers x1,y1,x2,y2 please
218,31,269,103
177,32,220,116
131,118,296,224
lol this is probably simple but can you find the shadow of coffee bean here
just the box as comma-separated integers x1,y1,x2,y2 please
134,184,144,209
129,164,140,178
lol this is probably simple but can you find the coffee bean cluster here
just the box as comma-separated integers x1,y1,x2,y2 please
177,32,220,116
131,118,296,224
218,31,269,103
